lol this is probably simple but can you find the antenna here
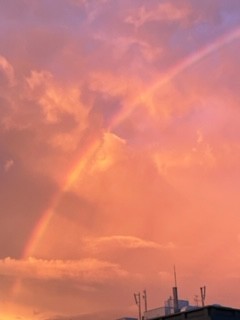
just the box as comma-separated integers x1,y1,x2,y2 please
134,293,138,305
174,265,177,287
194,295,199,307
143,289,148,312
172,265,179,313
200,286,206,307
134,292,141,320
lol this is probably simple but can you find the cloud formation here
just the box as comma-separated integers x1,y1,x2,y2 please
0,55,15,85
0,0,240,319
125,2,191,28
84,235,175,252
0,257,128,283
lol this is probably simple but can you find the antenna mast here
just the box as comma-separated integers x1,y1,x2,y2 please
172,265,179,313
134,292,141,320
200,286,206,307
143,289,148,312
174,265,177,287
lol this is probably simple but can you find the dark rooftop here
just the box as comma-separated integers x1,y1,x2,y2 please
153,305,240,320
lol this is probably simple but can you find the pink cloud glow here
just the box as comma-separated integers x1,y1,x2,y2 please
0,0,240,319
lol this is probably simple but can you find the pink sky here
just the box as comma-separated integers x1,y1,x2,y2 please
0,0,240,319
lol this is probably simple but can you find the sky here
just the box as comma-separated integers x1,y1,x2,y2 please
0,0,240,319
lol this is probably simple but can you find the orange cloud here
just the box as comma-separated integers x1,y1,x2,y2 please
26,70,89,125
0,257,128,283
125,2,191,28
84,235,175,252
0,55,15,85
0,1,240,319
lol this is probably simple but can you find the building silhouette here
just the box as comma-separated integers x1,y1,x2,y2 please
149,305,240,320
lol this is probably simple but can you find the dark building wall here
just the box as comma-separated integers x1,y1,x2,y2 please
116,318,138,320
209,307,240,320
153,306,240,320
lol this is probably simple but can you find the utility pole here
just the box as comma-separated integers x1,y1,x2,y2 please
200,286,206,307
143,289,148,312
134,292,141,320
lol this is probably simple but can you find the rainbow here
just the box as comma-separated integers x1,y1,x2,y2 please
23,135,103,258
23,25,240,259
11,136,104,297
109,26,240,129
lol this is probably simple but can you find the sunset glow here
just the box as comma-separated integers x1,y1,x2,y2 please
0,1,240,319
